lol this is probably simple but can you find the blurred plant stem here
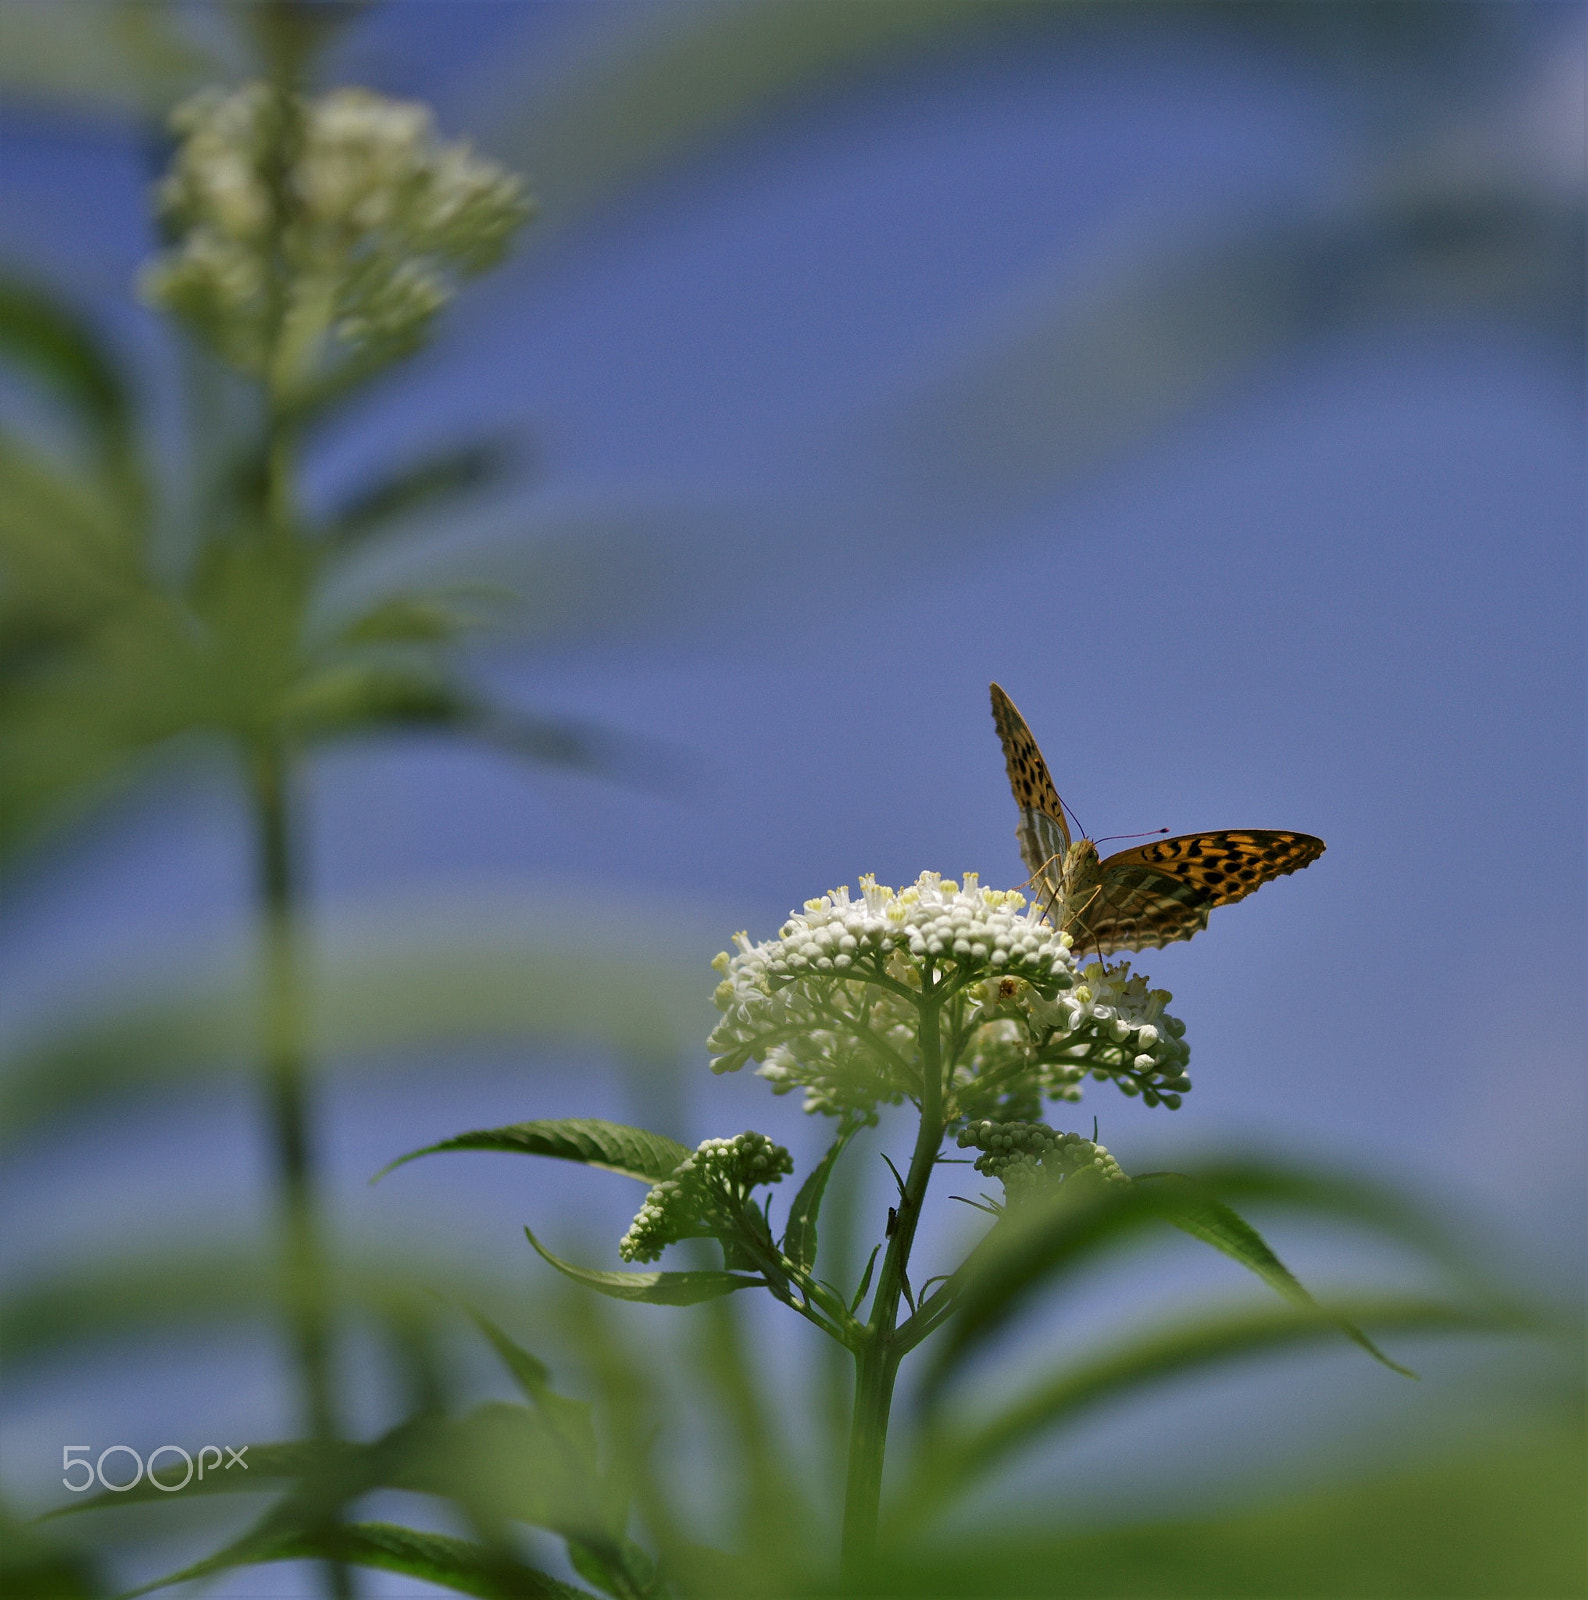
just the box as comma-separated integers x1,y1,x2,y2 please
841,988,945,1569
251,736,337,1445
249,19,351,1599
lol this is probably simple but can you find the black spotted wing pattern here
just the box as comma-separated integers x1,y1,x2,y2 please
989,684,1325,952
1079,831,1326,954
989,682,1070,912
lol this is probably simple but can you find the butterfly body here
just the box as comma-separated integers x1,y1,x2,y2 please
990,682,1324,955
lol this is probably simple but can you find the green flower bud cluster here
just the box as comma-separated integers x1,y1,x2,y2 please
619,1131,793,1263
709,873,1077,1118
956,1119,1127,1207
142,84,531,384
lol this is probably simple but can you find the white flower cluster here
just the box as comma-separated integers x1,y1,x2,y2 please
1022,959,1192,1110
619,1131,793,1264
956,1119,1128,1208
142,84,531,382
709,874,1192,1121
710,873,1076,1117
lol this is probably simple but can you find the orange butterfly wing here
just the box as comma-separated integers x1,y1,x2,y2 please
1077,831,1327,954
989,683,1070,915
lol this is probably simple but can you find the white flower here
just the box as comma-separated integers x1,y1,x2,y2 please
709,874,1190,1120
141,83,533,383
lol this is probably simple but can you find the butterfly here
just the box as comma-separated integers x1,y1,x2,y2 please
989,682,1325,955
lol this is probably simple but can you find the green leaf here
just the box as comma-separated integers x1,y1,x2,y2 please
377,1117,690,1186
494,3,1044,230
567,1536,657,1600
525,1227,762,1306
0,905,713,1142
849,1244,882,1316
120,1519,595,1600
46,1440,347,1518
1142,1173,1412,1375
63,1405,615,1546
468,1308,553,1397
333,595,477,647
278,662,472,741
782,1120,858,1272
0,1243,520,1371
325,441,518,554
904,1296,1518,1523
467,1309,603,1479
0,279,130,453
924,1162,1462,1395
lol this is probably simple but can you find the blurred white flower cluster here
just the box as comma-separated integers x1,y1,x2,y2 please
708,873,1190,1123
619,1132,793,1263
141,83,532,388
956,1119,1128,1209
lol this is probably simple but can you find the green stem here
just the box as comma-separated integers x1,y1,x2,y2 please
247,26,351,1600
252,741,337,1436
840,984,946,1572
251,739,352,1600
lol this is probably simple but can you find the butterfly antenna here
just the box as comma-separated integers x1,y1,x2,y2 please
1061,797,1090,840
1093,828,1171,845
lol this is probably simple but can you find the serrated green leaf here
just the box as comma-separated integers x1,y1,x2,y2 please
782,1120,858,1273
525,1227,762,1306
378,1118,690,1186
120,1518,595,1600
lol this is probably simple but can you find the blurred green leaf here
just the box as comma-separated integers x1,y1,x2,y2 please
466,1310,605,1494
379,1117,691,1186
904,1296,1515,1523
0,913,710,1142
47,1441,344,1518
924,1162,1466,1395
0,280,132,461
850,1416,1586,1598
882,188,1582,516
493,1,1028,230
123,1518,594,1600
324,441,520,556
0,0,211,116
0,1243,522,1371
1142,1172,1411,1374
525,1227,762,1306
330,596,477,647
490,2,1516,243
0,1502,104,1599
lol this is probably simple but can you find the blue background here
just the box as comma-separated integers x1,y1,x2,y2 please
1,3,1582,1593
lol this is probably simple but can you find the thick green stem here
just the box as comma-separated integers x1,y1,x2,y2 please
840,987,946,1572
